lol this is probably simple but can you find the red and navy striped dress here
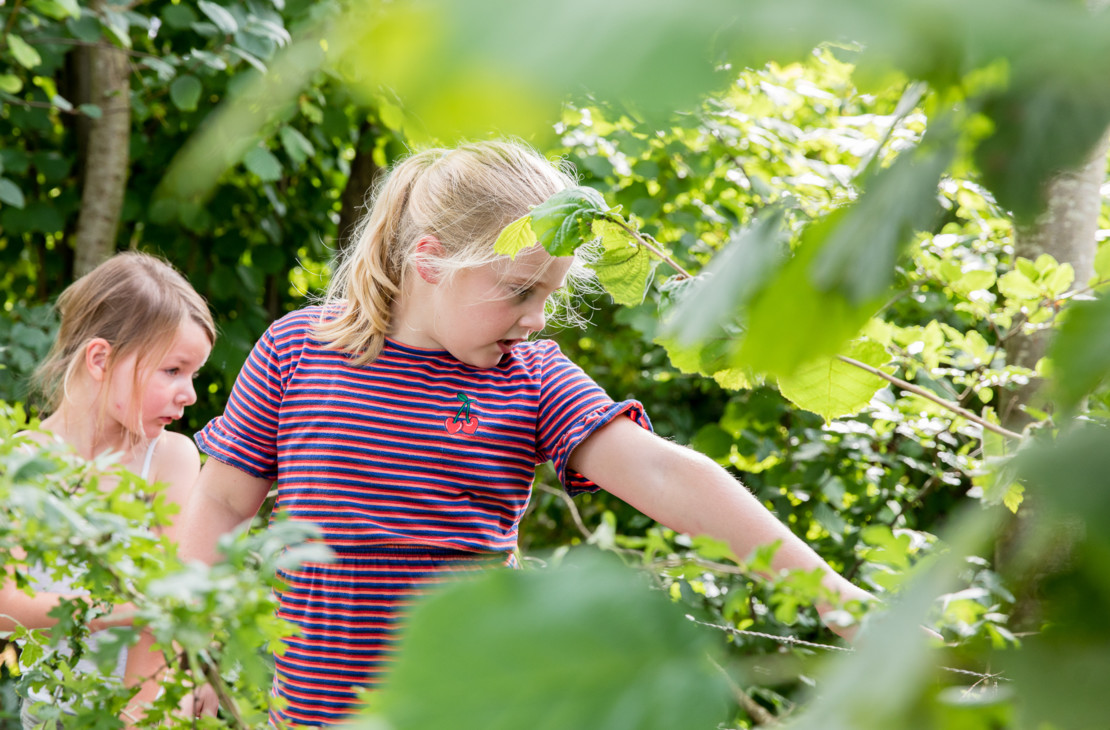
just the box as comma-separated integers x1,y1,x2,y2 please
195,306,650,727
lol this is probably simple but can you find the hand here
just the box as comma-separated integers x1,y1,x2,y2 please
180,683,220,719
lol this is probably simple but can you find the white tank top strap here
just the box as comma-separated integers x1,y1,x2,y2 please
139,432,162,480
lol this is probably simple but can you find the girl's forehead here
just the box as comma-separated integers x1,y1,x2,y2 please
494,247,573,285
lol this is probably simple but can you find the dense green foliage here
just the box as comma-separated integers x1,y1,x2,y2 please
4,0,1110,728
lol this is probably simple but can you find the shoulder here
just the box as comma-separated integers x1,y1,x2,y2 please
148,431,201,500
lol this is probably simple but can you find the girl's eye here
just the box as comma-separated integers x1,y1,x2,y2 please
165,368,180,376
513,287,534,301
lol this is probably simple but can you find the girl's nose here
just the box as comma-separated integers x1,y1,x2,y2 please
179,380,197,407
519,302,546,334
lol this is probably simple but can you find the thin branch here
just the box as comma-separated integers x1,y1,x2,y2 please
709,656,779,726
534,482,593,541
28,36,163,60
837,355,1022,440
607,215,694,279
2,0,25,41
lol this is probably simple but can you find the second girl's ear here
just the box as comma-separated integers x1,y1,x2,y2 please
85,338,112,382
414,237,445,284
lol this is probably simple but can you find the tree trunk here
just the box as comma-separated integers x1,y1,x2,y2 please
1000,130,1110,427
337,120,382,250
73,15,131,278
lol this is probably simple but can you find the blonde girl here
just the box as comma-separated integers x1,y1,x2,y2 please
179,140,874,728
0,252,216,727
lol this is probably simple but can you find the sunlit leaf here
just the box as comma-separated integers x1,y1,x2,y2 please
529,186,609,257
493,215,538,258
777,339,891,421
7,35,42,69
0,178,26,209
589,219,653,306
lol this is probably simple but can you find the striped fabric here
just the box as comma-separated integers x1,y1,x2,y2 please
195,306,651,726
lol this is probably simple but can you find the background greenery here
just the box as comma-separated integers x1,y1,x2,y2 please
3,0,1110,727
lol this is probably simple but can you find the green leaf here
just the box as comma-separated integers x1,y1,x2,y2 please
243,146,283,182
0,74,22,93
659,208,789,347
169,75,203,111
810,144,949,305
589,218,653,306
528,186,609,257
278,126,314,164
7,35,42,69
777,339,891,421
198,0,239,35
493,214,538,258
77,103,102,119
28,0,80,20
370,551,730,730
1046,293,1110,413
997,270,1041,300
160,3,198,29
1093,243,1110,286
0,177,26,209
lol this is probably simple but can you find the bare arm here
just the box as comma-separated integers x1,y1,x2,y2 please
123,441,268,721
567,418,874,638
175,457,272,565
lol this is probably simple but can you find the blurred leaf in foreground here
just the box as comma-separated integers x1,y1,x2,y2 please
359,551,730,730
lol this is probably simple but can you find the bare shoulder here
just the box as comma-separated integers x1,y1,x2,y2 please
149,431,202,495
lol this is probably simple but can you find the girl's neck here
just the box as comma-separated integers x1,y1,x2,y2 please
42,403,135,461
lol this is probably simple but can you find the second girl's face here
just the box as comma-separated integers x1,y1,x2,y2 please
107,319,212,440
427,246,574,369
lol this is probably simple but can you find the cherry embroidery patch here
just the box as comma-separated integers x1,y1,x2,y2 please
444,392,479,435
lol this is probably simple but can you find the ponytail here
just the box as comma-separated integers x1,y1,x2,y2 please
316,151,443,364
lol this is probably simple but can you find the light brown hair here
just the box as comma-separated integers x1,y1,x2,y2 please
316,140,579,365
32,251,216,433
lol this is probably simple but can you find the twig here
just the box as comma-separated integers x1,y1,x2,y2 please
709,655,779,726
836,355,1022,440
534,482,593,541
607,215,693,280
2,0,25,41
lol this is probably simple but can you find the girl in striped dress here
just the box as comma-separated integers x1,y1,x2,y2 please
178,140,873,727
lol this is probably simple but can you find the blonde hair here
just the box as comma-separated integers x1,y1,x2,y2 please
32,252,216,436
317,139,581,365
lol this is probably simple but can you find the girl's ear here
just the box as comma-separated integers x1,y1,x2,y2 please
414,237,445,284
85,338,112,382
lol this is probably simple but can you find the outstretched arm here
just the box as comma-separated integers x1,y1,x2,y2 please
567,417,874,638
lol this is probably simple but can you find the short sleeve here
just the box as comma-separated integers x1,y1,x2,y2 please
195,319,294,480
533,341,652,495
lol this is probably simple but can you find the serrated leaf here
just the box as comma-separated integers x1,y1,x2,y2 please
493,215,537,258
198,0,239,35
997,270,1042,300
0,178,25,209
169,75,203,111
528,186,609,257
243,146,283,182
1043,262,1074,297
777,339,891,421
7,35,42,69
589,219,652,306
